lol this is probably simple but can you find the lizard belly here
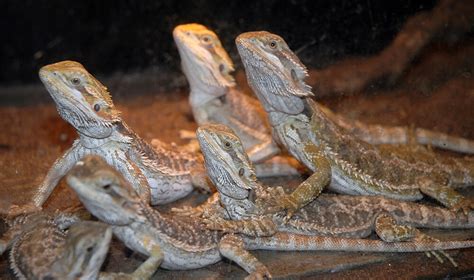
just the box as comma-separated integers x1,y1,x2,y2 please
159,247,222,270
146,175,193,205
329,167,423,201
113,224,222,270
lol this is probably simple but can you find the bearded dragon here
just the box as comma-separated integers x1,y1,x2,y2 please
176,123,474,266
1,213,101,279
1,212,159,280
9,60,213,216
170,23,474,155
236,31,474,212
66,155,474,279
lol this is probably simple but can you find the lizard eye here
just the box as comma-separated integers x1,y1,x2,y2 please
219,64,225,72
269,41,277,49
201,35,212,44
86,246,93,252
93,104,101,112
223,141,232,149
71,77,81,85
102,184,111,190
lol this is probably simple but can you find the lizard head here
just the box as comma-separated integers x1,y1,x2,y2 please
66,155,143,226
39,60,121,139
51,221,112,279
196,124,258,200
173,23,235,89
236,31,312,115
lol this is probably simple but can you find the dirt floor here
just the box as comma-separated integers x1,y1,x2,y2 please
1,39,474,278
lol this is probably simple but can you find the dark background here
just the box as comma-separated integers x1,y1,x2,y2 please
1,0,437,85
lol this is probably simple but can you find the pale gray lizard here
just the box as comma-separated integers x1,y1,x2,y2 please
66,155,474,278
10,60,212,216
187,123,473,266
172,23,474,155
236,31,474,212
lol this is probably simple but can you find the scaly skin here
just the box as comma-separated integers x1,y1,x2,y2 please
170,23,279,163
1,213,116,279
236,31,474,212
187,124,473,265
67,155,474,278
10,60,212,216
172,23,474,155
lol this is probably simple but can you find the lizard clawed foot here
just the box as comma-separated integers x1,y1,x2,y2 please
245,264,272,280
6,203,41,218
416,233,458,267
450,198,474,215
170,206,202,218
263,194,299,223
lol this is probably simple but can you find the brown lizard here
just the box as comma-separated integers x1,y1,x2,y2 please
1,212,159,279
172,23,474,155
10,60,213,216
236,31,474,212
180,123,473,266
1,212,108,279
66,155,474,278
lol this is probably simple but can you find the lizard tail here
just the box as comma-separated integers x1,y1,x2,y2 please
243,232,474,252
415,128,474,155
396,200,474,229
328,107,474,155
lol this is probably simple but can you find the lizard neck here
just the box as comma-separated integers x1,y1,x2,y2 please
188,80,229,108
78,133,113,149
219,193,256,220
78,121,132,149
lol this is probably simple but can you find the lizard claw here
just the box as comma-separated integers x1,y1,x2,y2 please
417,233,458,267
245,264,272,280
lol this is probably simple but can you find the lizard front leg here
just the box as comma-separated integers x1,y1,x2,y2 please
417,177,474,213
10,140,82,216
374,213,458,266
123,152,152,204
219,234,272,279
265,143,331,220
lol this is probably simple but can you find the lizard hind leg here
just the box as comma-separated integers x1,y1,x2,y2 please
219,234,272,279
417,177,474,213
99,244,163,279
131,244,164,279
374,213,458,267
